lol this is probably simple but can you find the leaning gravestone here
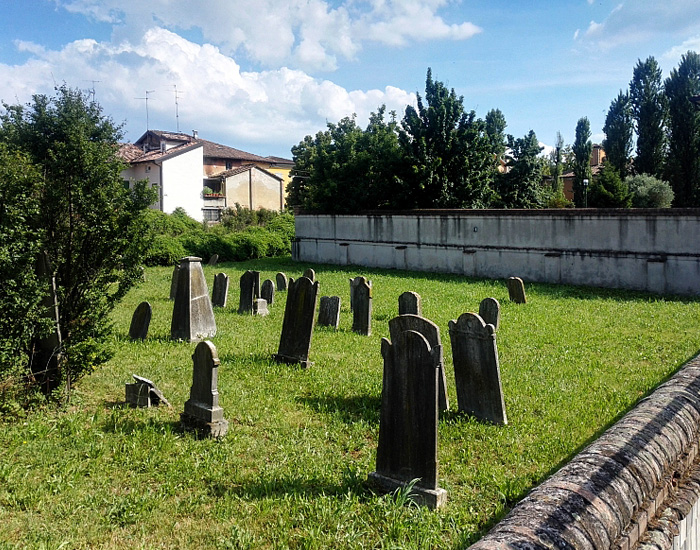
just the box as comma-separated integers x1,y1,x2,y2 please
317,296,341,329
276,272,288,291
129,301,152,340
211,273,230,308
253,298,269,316
478,297,501,331
238,270,258,314
351,276,372,336
303,268,316,282
273,276,319,368
369,329,447,509
181,340,228,438
171,257,217,342
207,254,219,266
169,264,181,300
389,314,449,411
261,279,275,306
507,276,527,304
448,312,507,425
398,291,422,316
125,375,170,408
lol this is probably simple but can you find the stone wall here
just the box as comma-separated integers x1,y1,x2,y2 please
293,209,700,295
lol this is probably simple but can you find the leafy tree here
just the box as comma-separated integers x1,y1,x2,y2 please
0,86,155,398
629,56,668,178
664,51,700,206
588,164,631,208
603,91,634,179
398,69,495,208
494,130,548,208
626,174,674,208
572,117,593,206
485,108,507,164
549,131,565,193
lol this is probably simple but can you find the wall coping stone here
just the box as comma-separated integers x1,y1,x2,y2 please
468,354,700,550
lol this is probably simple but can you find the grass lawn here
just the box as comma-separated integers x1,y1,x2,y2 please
2,256,700,549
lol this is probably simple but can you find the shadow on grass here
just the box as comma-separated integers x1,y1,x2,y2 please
99,412,182,436
297,394,380,424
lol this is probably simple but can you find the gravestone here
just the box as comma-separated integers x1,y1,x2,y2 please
125,375,170,408
303,268,316,282
317,296,341,329
207,254,219,266
507,276,527,304
181,340,228,438
211,273,230,308
253,298,269,316
238,270,258,314
389,314,449,411
273,276,319,368
169,264,181,300
478,297,501,331
398,291,422,316
276,272,288,291
129,301,152,340
171,257,217,342
261,279,275,306
351,276,372,336
448,312,507,425
369,329,447,509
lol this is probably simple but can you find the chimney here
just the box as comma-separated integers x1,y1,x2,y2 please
192,130,199,139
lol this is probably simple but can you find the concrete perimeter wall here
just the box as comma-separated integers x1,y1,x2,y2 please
293,209,700,295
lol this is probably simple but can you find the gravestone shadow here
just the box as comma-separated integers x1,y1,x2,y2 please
297,395,381,424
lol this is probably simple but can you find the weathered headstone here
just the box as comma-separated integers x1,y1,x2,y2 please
171,257,217,342
125,375,171,408
448,312,507,425
369,329,447,509
317,296,341,329
211,273,230,308
478,297,501,331
207,254,219,266
389,314,449,411
238,270,257,314
507,276,527,304
169,264,181,300
351,276,372,336
276,272,288,291
261,279,275,306
273,276,319,368
303,268,316,282
252,270,261,299
181,340,228,438
253,298,269,316
398,291,422,316
129,301,152,340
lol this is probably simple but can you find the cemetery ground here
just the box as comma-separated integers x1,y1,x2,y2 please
2,258,700,549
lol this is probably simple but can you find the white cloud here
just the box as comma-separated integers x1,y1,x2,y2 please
662,35,700,67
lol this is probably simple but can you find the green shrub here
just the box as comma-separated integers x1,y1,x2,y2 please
143,234,187,266
626,174,674,208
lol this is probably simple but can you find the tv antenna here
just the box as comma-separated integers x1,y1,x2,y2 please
172,85,184,132
83,80,101,102
135,90,156,130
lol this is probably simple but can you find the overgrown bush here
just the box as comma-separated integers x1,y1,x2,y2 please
626,174,674,208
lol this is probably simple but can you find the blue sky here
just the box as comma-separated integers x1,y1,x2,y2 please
1,0,700,159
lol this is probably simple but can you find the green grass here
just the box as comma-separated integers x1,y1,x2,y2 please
2,257,700,549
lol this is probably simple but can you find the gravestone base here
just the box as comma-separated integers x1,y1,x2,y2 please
368,471,447,509
272,353,313,369
180,410,229,438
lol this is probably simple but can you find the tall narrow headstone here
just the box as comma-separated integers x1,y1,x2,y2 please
369,329,447,509
478,297,501,331
181,340,228,438
276,272,288,291
170,257,217,342
207,254,219,266
129,301,152,340
351,276,372,336
303,268,316,282
398,291,422,316
252,270,261,299
261,279,275,306
169,264,181,300
317,296,341,329
238,270,257,314
448,312,507,425
273,276,319,368
389,314,449,411
507,277,527,304
211,273,230,308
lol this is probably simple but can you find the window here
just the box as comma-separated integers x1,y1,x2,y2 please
202,209,221,222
